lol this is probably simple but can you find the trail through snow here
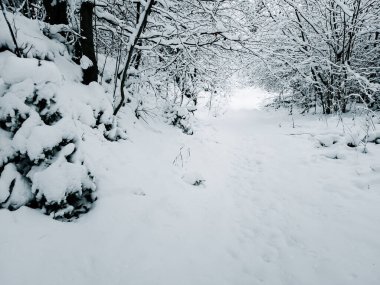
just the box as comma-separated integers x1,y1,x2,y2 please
1,88,380,285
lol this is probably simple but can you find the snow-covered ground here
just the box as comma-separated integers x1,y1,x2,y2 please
1,88,380,285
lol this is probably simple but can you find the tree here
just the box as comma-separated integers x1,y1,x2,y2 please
80,1,98,84
41,0,98,84
104,0,255,115
246,0,380,113
43,0,68,24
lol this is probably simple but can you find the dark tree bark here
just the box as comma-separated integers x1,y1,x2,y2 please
114,0,155,115
134,2,142,70
80,2,98,85
43,0,68,24
42,1,97,85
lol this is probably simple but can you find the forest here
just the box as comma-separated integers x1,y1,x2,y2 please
1,1,380,285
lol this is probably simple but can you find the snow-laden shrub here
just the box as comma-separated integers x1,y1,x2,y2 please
27,144,96,219
0,9,127,219
164,105,194,135
0,52,124,220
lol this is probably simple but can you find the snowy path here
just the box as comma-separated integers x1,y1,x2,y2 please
204,111,380,285
1,89,380,285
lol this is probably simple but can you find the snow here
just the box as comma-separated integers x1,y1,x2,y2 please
182,171,205,186
55,81,115,127
0,43,117,217
80,56,94,70
176,106,189,117
0,163,32,208
367,130,380,143
13,117,76,161
0,164,17,203
229,87,274,110
0,129,13,165
0,11,81,82
0,92,30,131
334,0,354,17
95,6,125,26
31,145,95,203
1,88,380,285
0,51,62,84
315,134,341,147
0,11,67,60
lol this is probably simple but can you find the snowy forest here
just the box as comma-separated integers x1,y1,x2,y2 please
1,1,380,284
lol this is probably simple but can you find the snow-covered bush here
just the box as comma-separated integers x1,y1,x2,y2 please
0,3,129,219
164,105,194,135
0,48,125,220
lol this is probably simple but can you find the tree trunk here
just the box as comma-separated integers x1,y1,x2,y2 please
80,2,98,85
43,0,68,24
114,0,155,116
134,2,142,70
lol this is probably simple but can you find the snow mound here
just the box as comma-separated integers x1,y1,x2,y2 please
182,171,205,186
314,134,341,148
0,52,61,84
366,130,380,144
323,150,346,160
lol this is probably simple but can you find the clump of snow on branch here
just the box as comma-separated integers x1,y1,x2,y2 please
80,55,93,70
